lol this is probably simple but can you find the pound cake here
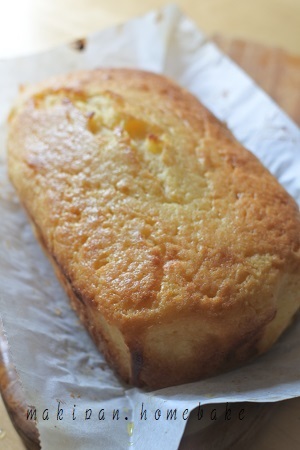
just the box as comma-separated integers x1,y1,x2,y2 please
7,69,300,389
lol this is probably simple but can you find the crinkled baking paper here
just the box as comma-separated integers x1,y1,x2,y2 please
0,5,300,450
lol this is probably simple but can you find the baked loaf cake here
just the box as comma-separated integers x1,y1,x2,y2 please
7,69,300,389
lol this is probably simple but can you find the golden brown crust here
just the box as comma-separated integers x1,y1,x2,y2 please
7,68,300,388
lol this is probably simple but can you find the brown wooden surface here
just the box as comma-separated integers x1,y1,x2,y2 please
0,35,299,450
213,35,300,126
1,0,300,58
0,324,40,450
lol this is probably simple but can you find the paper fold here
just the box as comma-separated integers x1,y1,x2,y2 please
0,5,300,450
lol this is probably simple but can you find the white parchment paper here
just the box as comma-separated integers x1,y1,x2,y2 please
0,5,300,450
